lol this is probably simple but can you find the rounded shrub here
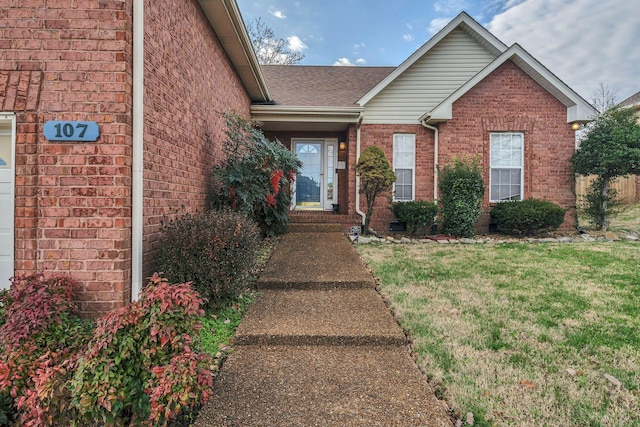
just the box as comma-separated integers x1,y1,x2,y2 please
154,209,261,307
490,198,566,236
392,200,438,236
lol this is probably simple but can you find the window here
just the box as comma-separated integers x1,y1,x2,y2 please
393,134,415,201
490,133,523,201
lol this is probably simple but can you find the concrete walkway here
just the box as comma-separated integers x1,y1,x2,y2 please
194,224,452,426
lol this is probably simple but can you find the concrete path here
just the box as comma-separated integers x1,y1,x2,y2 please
194,225,452,426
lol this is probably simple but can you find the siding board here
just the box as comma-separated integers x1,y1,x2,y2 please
363,29,497,124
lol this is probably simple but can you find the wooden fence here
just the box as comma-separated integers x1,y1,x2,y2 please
575,175,637,207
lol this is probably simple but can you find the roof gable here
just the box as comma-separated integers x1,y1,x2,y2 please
357,12,507,106
422,44,597,124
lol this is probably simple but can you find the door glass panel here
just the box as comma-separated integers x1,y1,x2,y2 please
326,145,334,201
0,125,11,169
295,143,321,207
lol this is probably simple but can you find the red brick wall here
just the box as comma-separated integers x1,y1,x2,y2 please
142,0,251,275
439,60,577,231
1,0,134,316
2,0,253,316
357,124,435,233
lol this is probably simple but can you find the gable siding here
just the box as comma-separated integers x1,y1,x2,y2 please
363,29,497,124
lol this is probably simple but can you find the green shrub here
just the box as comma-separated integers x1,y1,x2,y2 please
392,200,438,236
439,157,485,238
210,112,301,236
155,209,261,307
0,274,93,425
490,199,566,236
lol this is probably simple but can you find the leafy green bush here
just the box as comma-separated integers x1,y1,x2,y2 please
490,199,566,236
0,274,93,425
439,157,485,238
70,274,213,426
210,111,301,236
155,209,261,307
392,200,438,236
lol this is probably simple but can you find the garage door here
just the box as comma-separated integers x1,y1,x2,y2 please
0,115,15,289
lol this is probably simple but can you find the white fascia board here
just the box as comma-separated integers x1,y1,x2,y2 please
198,0,271,102
422,44,597,124
251,105,363,122
357,12,507,106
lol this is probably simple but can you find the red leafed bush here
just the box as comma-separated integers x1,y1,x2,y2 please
69,273,213,426
0,273,213,426
0,274,91,426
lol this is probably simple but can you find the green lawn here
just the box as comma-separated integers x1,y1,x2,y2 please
358,241,640,427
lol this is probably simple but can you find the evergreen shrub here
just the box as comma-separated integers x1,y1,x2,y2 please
490,198,565,236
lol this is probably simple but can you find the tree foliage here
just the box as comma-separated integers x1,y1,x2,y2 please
572,107,640,230
356,146,395,234
247,17,305,65
209,111,301,236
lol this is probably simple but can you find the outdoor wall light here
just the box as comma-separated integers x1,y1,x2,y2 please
339,141,347,150
571,122,581,131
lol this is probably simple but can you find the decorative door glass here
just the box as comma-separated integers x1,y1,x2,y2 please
295,143,322,207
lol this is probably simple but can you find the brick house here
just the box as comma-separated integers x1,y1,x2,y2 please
0,0,269,315
255,13,596,234
1,3,595,315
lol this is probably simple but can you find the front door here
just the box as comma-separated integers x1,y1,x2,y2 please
293,139,337,210
0,115,15,289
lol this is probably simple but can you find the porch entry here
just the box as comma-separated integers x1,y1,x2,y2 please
293,139,338,210
0,114,15,289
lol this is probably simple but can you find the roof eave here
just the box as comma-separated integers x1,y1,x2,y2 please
198,0,271,102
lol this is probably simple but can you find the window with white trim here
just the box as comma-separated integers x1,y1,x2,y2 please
393,134,415,201
490,132,524,201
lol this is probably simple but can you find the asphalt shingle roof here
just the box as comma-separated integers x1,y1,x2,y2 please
620,91,640,107
261,65,395,107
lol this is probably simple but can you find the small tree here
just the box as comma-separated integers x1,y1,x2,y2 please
572,107,640,230
247,17,305,65
356,146,395,234
439,157,484,237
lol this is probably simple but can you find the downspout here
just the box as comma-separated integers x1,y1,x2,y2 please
421,120,439,200
354,113,366,225
131,0,144,301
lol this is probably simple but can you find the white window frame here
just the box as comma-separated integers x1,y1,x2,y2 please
489,132,524,202
393,134,415,202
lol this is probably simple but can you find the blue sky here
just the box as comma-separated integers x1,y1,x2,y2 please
236,0,639,103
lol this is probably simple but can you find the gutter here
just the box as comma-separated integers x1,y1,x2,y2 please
131,0,144,301
355,113,366,226
421,120,439,200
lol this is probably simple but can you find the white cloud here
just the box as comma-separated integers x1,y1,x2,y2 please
488,0,640,100
333,57,355,66
406,23,414,31
354,42,366,49
403,34,414,42
428,17,451,34
287,35,307,52
269,8,286,19
356,58,366,65
434,0,467,14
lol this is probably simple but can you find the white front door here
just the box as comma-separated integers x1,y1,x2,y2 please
293,139,337,210
0,115,15,289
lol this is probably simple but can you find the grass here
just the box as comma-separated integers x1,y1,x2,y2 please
579,201,640,233
358,241,640,427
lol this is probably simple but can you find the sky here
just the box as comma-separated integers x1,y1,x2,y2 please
236,0,639,103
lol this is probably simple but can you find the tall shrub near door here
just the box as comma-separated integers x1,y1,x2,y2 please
439,157,484,237
356,146,396,234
